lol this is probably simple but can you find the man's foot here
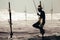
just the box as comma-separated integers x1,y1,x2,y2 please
40,28,45,36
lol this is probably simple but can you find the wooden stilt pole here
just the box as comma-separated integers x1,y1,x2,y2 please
8,2,13,38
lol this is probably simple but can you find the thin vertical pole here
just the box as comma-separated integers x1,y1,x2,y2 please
8,2,13,38
51,0,53,21
24,5,27,26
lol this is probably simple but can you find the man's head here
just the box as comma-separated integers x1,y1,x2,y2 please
38,1,42,9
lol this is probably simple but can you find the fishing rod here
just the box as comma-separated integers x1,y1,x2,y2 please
33,0,38,13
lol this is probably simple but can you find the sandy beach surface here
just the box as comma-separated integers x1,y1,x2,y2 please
0,20,60,40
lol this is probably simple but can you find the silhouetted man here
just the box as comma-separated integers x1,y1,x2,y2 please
38,1,45,36
33,1,45,36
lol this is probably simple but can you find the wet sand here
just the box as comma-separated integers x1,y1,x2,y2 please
0,20,60,40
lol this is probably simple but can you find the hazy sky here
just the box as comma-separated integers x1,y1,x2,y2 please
0,0,60,13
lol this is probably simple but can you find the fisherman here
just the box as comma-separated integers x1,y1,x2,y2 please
38,1,45,36
33,1,45,36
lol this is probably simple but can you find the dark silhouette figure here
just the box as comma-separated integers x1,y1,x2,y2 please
32,1,45,37
38,1,45,36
